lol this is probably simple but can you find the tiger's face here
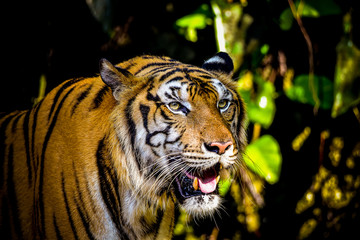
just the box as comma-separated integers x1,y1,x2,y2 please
100,53,246,218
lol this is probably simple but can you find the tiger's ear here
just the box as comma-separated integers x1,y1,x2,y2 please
202,52,234,77
99,58,134,101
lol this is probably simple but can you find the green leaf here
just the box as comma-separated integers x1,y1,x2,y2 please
300,3,320,17
218,178,232,197
279,8,293,31
332,37,360,117
176,13,208,29
279,0,341,31
238,74,276,128
175,4,213,42
260,44,270,55
285,74,333,109
305,0,341,17
243,135,282,184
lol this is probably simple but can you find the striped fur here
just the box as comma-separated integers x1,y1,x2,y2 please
0,52,247,239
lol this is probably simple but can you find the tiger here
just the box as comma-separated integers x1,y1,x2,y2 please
0,52,247,239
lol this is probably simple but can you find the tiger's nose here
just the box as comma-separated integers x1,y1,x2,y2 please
204,141,233,155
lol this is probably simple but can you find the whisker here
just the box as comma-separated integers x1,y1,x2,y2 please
138,155,188,199
131,154,185,200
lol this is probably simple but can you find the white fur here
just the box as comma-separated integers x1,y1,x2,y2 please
205,56,226,65
181,195,222,218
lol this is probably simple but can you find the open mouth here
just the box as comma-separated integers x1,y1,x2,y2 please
174,163,222,202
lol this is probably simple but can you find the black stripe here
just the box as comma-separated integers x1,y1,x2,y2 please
23,110,32,186
96,138,129,239
146,67,173,78
48,78,83,122
198,74,213,79
0,113,19,187
153,209,165,239
71,84,93,115
141,56,179,62
124,62,137,71
91,85,110,110
74,200,95,240
134,62,178,76
31,100,43,171
228,108,236,123
53,214,63,240
165,76,184,85
73,162,96,240
191,76,210,84
11,111,25,133
38,87,76,238
7,144,23,239
160,108,171,121
158,69,180,82
125,97,142,171
140,104,150,131
184,68,211,76
61,172,79,240
164,92,176,101
115,66,133,78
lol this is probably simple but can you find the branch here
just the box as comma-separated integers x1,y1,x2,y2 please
288,0,320,113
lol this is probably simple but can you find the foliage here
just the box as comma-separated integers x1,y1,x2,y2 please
238,72,276,129
175,4,213,42
279,0,341,31
285,74,333,109
243,135,282,184
332,34,360,117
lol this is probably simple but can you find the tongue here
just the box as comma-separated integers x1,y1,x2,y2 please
198,176,217,194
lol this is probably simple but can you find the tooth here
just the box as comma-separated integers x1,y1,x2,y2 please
193,177,198,191
220,164,223,170
216,175,220,184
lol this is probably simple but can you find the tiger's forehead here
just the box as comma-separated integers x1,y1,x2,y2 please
154,67,233,104
120,56,235,103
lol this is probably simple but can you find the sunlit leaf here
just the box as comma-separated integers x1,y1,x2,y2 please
175,4,213,42
176,13,208,30
285,74,333,109
238,73,276,128
243,135,282,184
300,3,320,17
219,178,231,197
260,44,270,55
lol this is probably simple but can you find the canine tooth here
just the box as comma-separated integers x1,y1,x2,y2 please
216,175,220,184
193,177,198,191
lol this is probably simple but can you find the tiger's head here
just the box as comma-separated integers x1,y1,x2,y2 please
100,52,247,218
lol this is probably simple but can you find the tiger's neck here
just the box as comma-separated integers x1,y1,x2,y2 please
102,132,176,239
121,189,176,239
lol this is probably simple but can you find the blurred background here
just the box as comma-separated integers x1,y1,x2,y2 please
1,0,359,239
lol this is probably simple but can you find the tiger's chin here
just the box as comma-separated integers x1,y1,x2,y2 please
172,163,223,217
180,194,222,218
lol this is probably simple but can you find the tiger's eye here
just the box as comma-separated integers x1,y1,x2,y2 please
169,102,181,111
218,99,229,109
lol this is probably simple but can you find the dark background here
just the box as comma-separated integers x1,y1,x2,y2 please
1,0,359,239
